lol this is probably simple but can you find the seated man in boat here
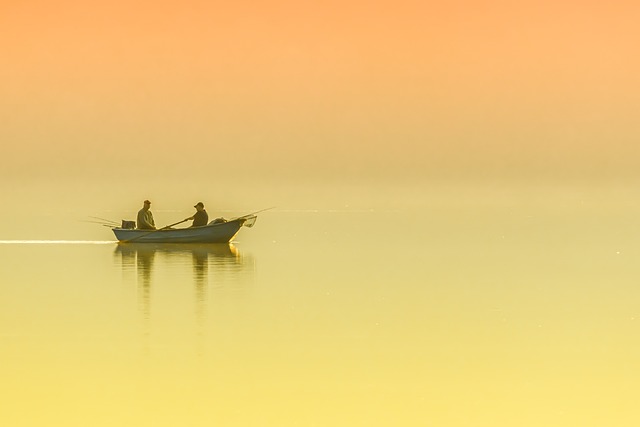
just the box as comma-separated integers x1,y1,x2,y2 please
185,201,209,227
137,200,156,230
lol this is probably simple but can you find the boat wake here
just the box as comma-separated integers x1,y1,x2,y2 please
0,240,115,245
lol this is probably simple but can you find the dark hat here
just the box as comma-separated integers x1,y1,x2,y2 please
144,200,151,204
194,202,204,208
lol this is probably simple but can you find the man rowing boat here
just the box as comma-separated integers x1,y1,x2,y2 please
185,201,209,227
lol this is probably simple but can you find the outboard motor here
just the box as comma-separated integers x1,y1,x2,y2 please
121,220,136,229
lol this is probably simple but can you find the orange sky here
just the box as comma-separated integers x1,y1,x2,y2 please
1,0,640,184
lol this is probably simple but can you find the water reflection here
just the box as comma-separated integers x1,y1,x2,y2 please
113,243,254,348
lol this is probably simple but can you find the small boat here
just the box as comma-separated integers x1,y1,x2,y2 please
112,216,257,244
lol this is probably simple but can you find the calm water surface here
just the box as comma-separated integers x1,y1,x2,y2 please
2,187,640,426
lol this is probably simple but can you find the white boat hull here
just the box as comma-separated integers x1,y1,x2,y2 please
112,218,248,243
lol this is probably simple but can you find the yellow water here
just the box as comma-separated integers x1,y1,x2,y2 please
1,182,640,426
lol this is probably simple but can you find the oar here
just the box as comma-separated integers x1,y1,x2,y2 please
122,219,189,243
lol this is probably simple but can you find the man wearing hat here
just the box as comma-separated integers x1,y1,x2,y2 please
186,202,209,227
137,200,156,230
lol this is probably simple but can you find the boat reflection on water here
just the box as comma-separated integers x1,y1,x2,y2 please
114,243,254,329
115,242,249,277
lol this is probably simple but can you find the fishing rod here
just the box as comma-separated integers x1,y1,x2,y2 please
231,207,276,220
89,216,120,225
81,219,120,227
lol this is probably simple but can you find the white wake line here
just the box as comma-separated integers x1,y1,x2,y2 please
0,240,116,245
